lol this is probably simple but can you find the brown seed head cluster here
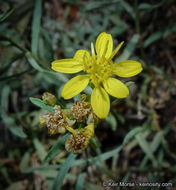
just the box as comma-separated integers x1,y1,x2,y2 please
65,124,94,154
39,93,97,153
40,106,74,135
71,100,91,122
65,131,88,154
71,94,99,123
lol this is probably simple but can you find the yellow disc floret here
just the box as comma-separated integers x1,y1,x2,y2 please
83,43,114,87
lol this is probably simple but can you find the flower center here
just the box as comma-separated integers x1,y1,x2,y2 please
83,55,113,87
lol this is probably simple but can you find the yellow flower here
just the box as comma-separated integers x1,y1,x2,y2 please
51,32,143,118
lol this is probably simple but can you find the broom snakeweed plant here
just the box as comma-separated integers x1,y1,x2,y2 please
36,32,143,154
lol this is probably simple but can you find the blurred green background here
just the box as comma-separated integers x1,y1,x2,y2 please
0,0,176,189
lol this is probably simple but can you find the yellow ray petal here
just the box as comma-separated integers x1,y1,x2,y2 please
114,60,143,77
74,49,90,62
51,58,83,73
103,78,129,98
95,32,113,59
84,123,94,138
110,41,124,59
61,75,89,99
91,42,96,57
91,87,110,119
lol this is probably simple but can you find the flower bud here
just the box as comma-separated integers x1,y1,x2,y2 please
42,92,57,106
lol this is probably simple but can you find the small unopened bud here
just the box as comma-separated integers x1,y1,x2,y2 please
42,92,57,106
65,123,94,154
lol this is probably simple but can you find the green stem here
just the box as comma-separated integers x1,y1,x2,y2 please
0,35,28,52
134,0,146,63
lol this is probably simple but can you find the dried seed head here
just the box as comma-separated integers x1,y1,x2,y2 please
65,124,94,154
42,92,57,106
65,132,87,154
46,112,67,135
71,94,92,122
71,94,100,123
71,100,91,122
40,105,75,135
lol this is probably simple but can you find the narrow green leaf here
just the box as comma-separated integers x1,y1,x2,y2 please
31,0,42,54
125,81,135,87
8,125,27,138
105,113,117,131
26,52,69,83
144,24,176,47
136,133,152,158
144,31,163,47
29,97,54,112
116,34,139,62
140,131,163,167
158,148,164,166
82,0,121,11
0,85,10,112
139,0,166,10
44,134,70,163
111,153,119,171
20,151,31,172
0,54,23,74
120,0,135,19
95,162,116,180
76,173,86,190
26,52,44,72
90,137,100,153
1,113,27,138
52,153,77,190
33,138,47,161
22,165,60,173
150,131,163,152
122,127,142,146
125,130,151,152
39,170,58,178
136,133,157,167
0,7,15,22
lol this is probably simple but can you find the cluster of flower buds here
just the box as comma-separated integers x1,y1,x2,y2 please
39,92,98,153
